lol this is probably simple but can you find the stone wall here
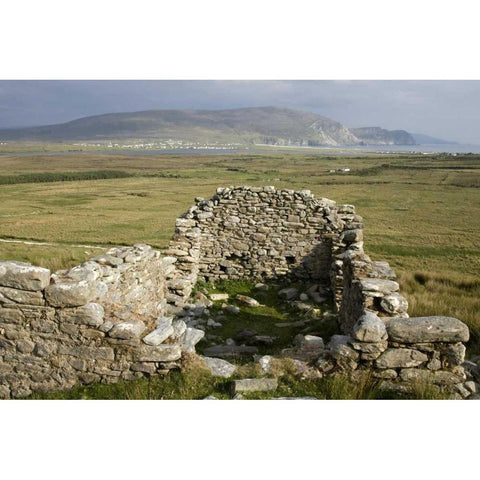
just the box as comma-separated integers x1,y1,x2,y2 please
0,245,204,399
165,186,364,308
319,312,469,395
0,186,472,398
337,237,409,334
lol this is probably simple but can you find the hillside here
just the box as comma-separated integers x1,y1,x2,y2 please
0,107,362,146
411,133,457,145
0,107,450,148
350,127,415,145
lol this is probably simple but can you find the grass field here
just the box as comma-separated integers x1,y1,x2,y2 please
1,148,479,362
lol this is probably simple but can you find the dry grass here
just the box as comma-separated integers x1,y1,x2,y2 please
1,150,479,351
398,270,480,353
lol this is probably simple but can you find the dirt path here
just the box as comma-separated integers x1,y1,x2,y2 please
0,238,107,250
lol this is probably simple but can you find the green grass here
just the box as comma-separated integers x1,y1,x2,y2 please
0,241,105,271
194,279,338,357
0,170,134,185
29,365,453,400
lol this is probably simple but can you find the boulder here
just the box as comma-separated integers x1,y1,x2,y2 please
0,261,50,291
202,357,236,378
352,311,388,343
375,348,428,369
387,316,469,343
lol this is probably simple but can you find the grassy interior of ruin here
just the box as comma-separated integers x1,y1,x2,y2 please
1,148,479,398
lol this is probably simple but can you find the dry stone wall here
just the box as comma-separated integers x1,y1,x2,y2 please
0,245,205,399
0,185,473,398
166,186,364,308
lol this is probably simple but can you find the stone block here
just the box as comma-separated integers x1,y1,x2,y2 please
352,311,388,342
58,303,104,327
231,378,278,394
45,280,96,307
399,368,465,386
359,278,399,294
375,348,428,369
0,287,45,306
0,261,50,291
108,319,147,340
134,344,182,362
387,316,469,343
202,357,236,378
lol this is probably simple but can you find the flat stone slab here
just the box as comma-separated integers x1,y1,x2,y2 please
387,316,469,343
231,378,278,394
209,293,229,301
0,261,50,291
359,278,399,294
399,368,466,386
142,320,174,346
202,357,236,378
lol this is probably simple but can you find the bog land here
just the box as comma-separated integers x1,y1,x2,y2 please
1,149,480,355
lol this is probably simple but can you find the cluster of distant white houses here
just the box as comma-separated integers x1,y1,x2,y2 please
328,167,350,173
72,140,244,150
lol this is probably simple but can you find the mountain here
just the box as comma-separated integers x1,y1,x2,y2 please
350,127,415,145
0,107,362,147
411,133,457,145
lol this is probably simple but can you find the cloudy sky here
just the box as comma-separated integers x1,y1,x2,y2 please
1,80,480,144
